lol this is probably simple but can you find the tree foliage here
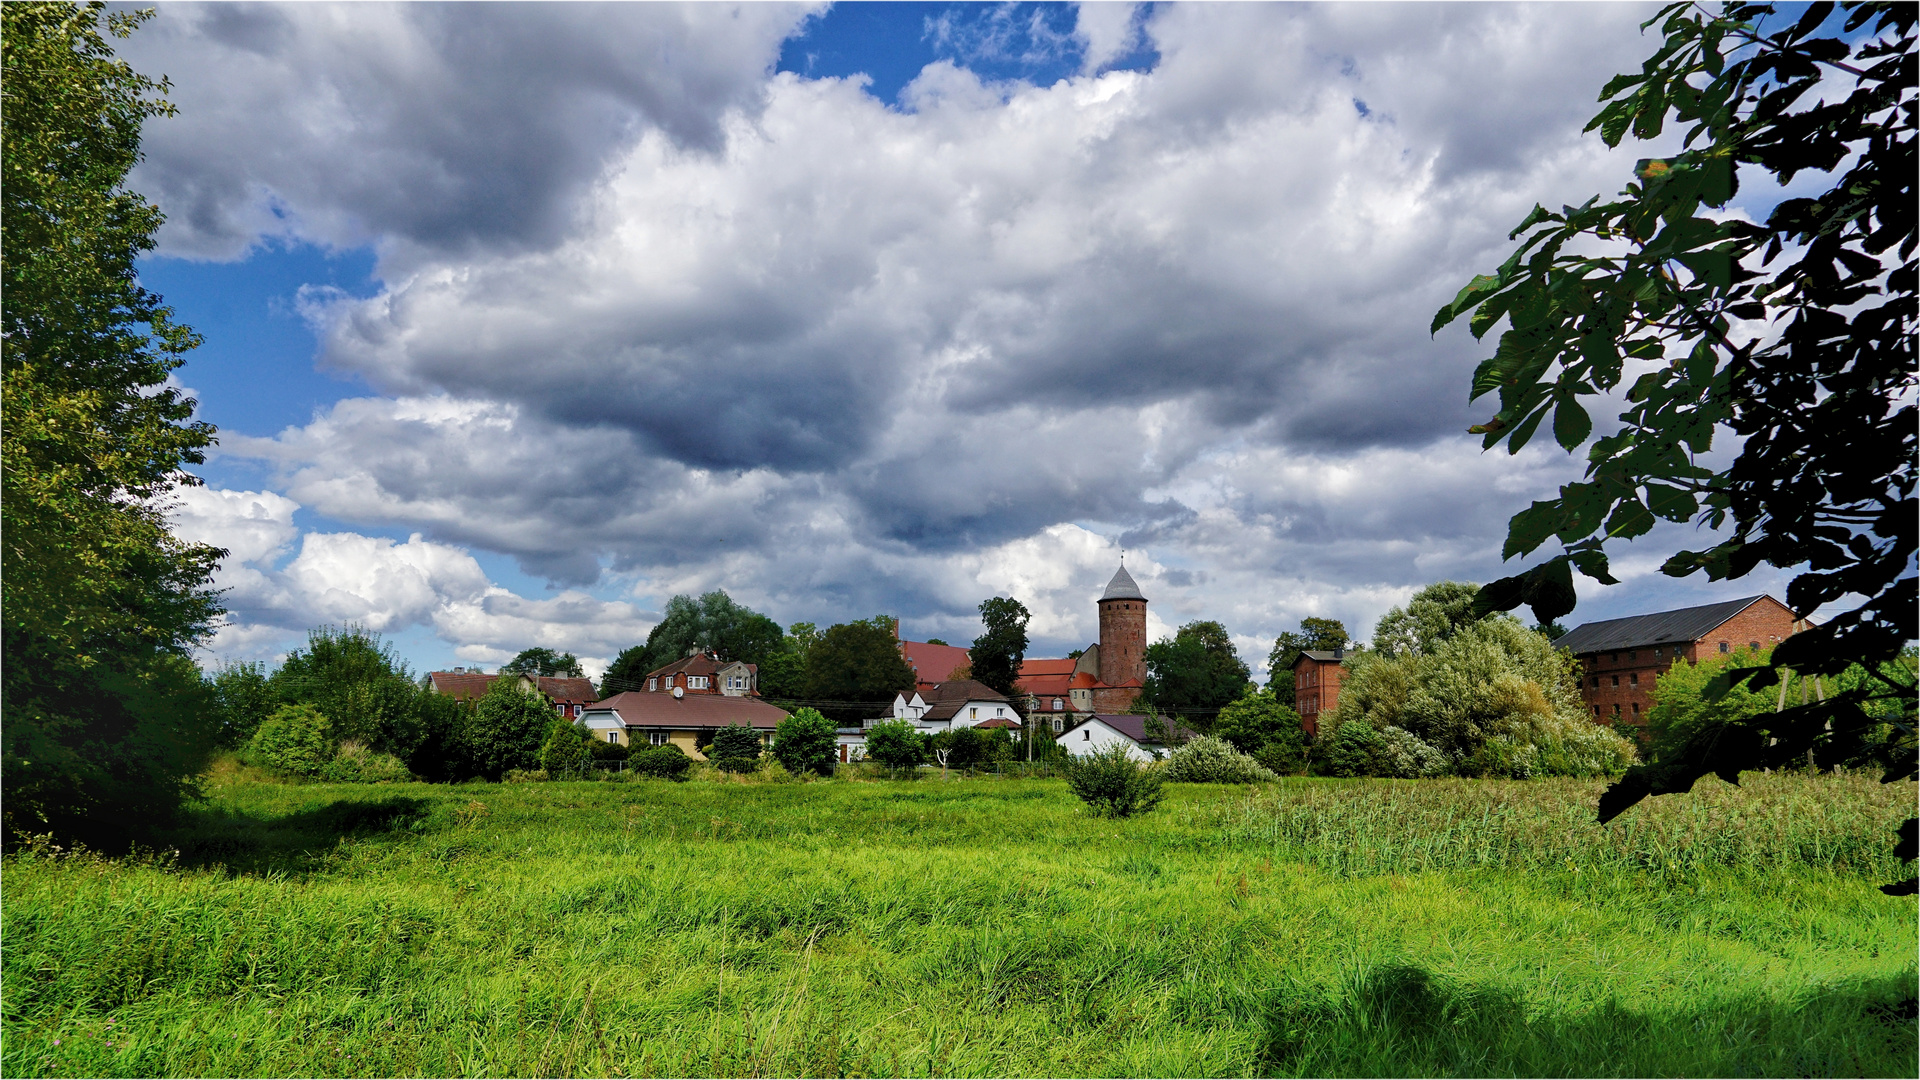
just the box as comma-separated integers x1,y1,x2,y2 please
864,718,928,772
1064,743,1165,819
206,660,275,749
538,720,593,776
1331,618,1637,779
708,724,763,773
502,648,584,678
460,677,553,781
2,3,228,844
1163,736,1279,784
1430,1,1915,888
1372,582,1482,659
802,617,916,723
969,596,1031,698
1141,620,1251,717
773,707,837,777
270,625,425,760
1212,687,1311,774
247,703,335,780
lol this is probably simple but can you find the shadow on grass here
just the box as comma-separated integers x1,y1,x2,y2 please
171,795,435,877
1258,961,1919,1078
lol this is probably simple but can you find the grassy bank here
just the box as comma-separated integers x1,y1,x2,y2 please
3,771,1914,1077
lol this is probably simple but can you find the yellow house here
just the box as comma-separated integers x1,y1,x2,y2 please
579,690,786,760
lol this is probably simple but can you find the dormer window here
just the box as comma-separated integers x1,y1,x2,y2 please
648,677,658,691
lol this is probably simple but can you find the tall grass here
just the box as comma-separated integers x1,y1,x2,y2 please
1215,770,1914,879
3,773,1913,1078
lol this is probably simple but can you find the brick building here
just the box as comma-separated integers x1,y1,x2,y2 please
1292,650,1349,738
1017,563,1150,718
640,652,759,697
1553,594,1805,728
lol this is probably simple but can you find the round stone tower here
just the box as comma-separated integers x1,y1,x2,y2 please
1097,564,1148,688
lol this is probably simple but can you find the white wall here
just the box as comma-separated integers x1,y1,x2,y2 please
1061,718,1155,762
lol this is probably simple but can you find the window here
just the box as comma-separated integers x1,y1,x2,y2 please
1718,641,1730,653
1084,730,1091,741
650,731,668,746
1591,676,1600,688
1611,675,1619,687
573,704,583,717
1052,698,1063,712
1653,647,1661,658
1053,718,1064,733
1612,704,1621,717
1594,705,1602,717
1629,674,1638,687
1610,653,1619,663
970,707,978,719
606,731,619,743
648,677,658,691
1749,641,1760,652
1631,703,1641,715
995,707,1004,717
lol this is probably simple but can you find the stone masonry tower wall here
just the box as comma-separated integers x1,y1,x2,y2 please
1097,598,1147,687
1095,564,1149,693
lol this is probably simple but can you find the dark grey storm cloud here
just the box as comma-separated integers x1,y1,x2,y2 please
122,2,813,260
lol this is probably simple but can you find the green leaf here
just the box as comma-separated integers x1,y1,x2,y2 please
1503,500,1562,560
1552,395,1592,450
1644,483,1699,522
1675,249,1732,287
1604,499,1656,540
1568,547,1621,585
1522,557,1579,626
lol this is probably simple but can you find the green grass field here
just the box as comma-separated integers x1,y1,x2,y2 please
4,766,1915,1078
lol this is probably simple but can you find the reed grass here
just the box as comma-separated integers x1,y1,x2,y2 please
3,771,1913,1077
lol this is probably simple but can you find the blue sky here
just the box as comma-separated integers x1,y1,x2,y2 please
123,1,1820,678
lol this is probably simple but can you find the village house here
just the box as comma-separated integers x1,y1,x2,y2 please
426,669,600,720
1292,650,1349,738
879,678,1019,733
1016,563,1150,723
637,651,759,696
579,690,788,759
1553,594,1805,728
1057,713,1183,762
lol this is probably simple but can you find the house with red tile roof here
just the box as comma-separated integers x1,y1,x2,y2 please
880,679,1019,732
899,637,973,690
1016,564,1150,725
639,652,760,697
427,669,600,720
580,691,788,759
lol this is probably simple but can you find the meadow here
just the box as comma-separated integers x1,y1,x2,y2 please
3,765,1914,1078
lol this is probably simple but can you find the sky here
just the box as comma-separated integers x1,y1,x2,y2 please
125,0,1822,680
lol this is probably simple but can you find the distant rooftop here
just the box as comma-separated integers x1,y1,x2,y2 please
1554,596,1776,655
1101,564,1147,602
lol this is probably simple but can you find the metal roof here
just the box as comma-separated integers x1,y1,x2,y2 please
1553,595,1774,655
1101,565,1147,602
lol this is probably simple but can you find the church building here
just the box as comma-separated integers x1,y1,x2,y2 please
1016,564,1150,724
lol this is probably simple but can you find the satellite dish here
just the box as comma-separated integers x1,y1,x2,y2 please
672,686,684,699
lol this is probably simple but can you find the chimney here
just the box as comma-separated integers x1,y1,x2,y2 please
1333,648,1344,660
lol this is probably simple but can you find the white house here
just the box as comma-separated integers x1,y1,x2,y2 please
879,679,1018,732
1057,713,1173,762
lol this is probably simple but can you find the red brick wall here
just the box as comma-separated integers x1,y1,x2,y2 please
1098,598,1147,690
1574,597,1802,729
1090,685,1142,713
1293,656,1346,738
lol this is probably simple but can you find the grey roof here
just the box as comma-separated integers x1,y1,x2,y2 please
1059,713,1194,745
1101,565,1147,602
1553,596,1775,655
1296,650,1347,663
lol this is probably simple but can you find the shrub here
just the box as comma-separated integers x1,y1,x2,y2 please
631,742,691,781
502,768,549,783
1374,726,1449,779
1213,688,1306,758
589,738,630,763
865,719,927,772
248,704,336,779
463,678,554,780
320,741,415,784
1164,736,1279,783
773,708,837,777
1320,719,1382,778
539,720,593,776
929,725,989,770
1065,742,1165,818
708,724,763,773
1253,727,1312,775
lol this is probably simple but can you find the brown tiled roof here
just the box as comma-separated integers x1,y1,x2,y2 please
429,672,496,701
974,717,1021,730
585,691,788,730
924,678,1006,703
533,676,599,704
1019,657,1077,677
902,640,973,684
924,697,1019,722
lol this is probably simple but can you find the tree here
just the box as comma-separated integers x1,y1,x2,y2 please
1429,2,1914,888
708,724,763,773
247,703,335,779
864,719,928,774
970,596,1031,698
925,638,950,647
1141,621,1251,719
461,676,553,780
632,590,786,676
598,645,652,696
207,660,276,749
1212,687,1309,772
1265,618,1350,706
502,648,584,678
2,3,227,845
538,719,593,776
270,625,425,761
773,707,837,777
803,617,916,724
1372,582,1482,659
1331,618,1636,778
755,622,817,701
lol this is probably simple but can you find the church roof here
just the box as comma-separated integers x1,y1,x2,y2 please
1101,565,1147,602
